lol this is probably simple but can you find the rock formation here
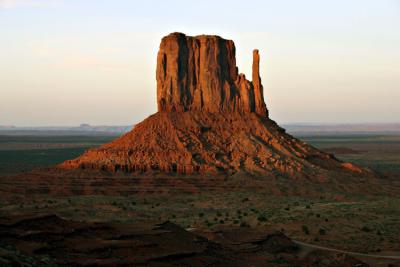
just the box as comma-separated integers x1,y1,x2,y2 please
60,32,369,178
252,49,268,116
156,33,267,116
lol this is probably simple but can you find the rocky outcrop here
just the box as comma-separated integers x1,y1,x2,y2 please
59,32,370,178
156,32,268,116
0,213,372,267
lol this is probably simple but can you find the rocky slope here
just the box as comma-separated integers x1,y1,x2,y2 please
0,213,371,267
59,32,370,178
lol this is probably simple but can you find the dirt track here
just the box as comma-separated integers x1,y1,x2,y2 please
295,240,400,267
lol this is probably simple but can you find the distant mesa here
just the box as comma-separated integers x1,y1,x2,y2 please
59,32,370,178
0,125,16,130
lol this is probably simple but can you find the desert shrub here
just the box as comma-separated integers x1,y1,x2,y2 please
217,211,222,217
306,205,311,209
250,208,258,213
240,221,249,227
242,197,249,202
319,228,326,235
302,225,310,235
361,226,371,232
257,215,268,222
198,212,204,218
284,206,290,211
268,257,289,264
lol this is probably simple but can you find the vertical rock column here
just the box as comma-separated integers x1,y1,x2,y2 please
252,49,268,117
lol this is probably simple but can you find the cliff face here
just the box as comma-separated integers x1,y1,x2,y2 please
59,32,368,178
156,33,268,116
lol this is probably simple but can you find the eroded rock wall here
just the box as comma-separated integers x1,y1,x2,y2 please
156,32,268,116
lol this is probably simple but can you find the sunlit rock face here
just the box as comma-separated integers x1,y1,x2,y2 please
156,32,268,117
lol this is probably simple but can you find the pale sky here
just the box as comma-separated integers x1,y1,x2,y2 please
1,0,399,126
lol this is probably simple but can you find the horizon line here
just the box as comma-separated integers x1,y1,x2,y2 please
2,122,400,128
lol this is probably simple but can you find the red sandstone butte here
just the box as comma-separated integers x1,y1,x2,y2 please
156,33,267,116
59,32,369,178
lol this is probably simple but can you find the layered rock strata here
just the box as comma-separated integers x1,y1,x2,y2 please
156,33,267,116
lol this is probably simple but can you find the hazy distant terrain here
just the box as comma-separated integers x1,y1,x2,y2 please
1,123,399,136
0,125,131,136
284,123,400,135
0,135,117,176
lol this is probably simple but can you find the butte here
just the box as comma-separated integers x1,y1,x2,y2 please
59,32,372,181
